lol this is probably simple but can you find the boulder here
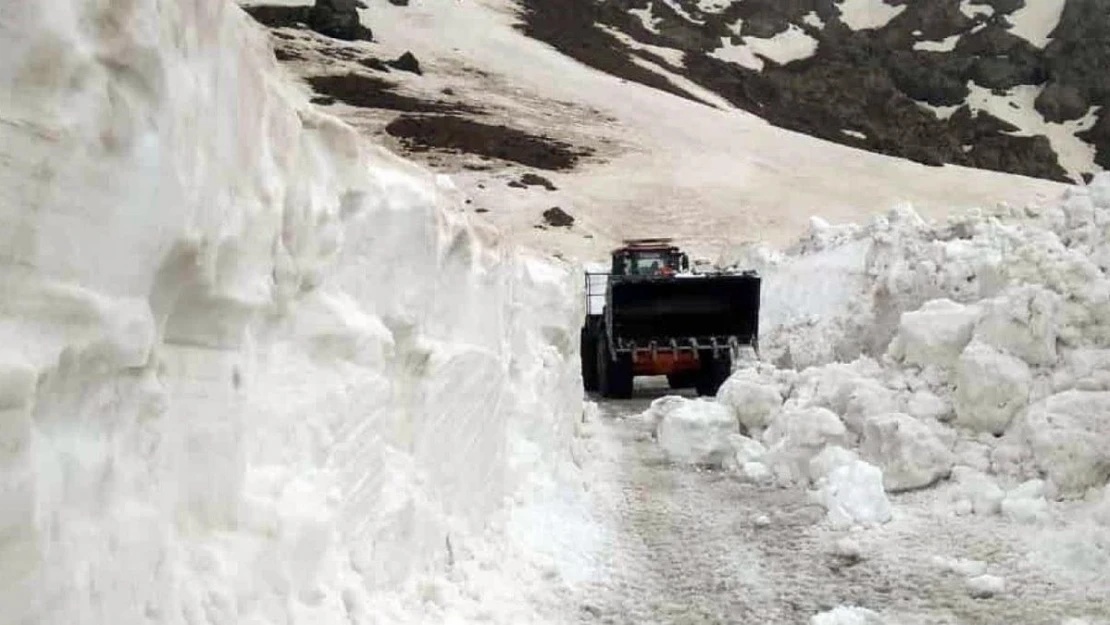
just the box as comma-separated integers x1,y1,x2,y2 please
1034,82,1091,124
542,207,574,228
310,0,372,41
388,51,423,75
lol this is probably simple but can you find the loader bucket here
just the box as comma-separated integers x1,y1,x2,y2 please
607,274,760,345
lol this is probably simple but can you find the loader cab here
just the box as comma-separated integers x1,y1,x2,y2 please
610,239,690,277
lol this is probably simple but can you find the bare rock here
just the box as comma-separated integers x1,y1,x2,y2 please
542,207,575,227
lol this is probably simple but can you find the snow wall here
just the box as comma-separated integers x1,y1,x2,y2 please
0,2,582,623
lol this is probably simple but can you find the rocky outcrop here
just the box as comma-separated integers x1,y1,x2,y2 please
243,0,371,41
310,0,372,41
516,0,1105,183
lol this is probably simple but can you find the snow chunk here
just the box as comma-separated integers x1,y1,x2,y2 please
860,413,954,492
890,299,980,369
842,379,900,434
967,574,1006,598
1000,479,1050,524
1012,391,1110,495
953,341,1032,434
934,555,988,577
833,537,863,560
815,459,893,529
809,445,861,483
725,433,773,482
655,398,738,466
763,407,848,485
717,370,783,435
974,286,1059,367
811,605,884,625
951,466,1005,515
907,390,952,422
641,395,690,430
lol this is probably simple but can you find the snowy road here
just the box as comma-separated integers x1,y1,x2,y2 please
544,382,1110,625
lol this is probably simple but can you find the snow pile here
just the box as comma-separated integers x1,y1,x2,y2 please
701,175,1110,529
0,2,580,623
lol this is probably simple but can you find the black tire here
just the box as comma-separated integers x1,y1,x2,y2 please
580,326,599,392
695,352,732,397
667,371,698,389
597,332,634,399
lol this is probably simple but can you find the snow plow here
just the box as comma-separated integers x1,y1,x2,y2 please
580,239,761,399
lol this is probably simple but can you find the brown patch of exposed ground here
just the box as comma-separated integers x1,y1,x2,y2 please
385,115,592,171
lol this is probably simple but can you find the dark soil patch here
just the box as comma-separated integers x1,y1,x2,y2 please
542,207,575,227
358,57,392,72
274,47,306,62
242,5,312,30
305,74,474,113
385,115,590,170
242,3,371,41
509,173,558,190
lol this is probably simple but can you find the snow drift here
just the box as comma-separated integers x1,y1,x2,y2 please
0,2,580,623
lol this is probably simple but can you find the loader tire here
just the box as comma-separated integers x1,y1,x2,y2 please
695,352,732,397
580,326,599,392
597,332,633,399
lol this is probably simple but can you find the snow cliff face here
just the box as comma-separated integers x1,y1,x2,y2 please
0,1,580,623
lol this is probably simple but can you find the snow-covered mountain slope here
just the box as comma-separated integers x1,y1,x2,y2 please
512,0,1108,184
0,1,581,623
242,0,1068,262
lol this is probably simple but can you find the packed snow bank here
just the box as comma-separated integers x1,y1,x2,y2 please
0,2,580,623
